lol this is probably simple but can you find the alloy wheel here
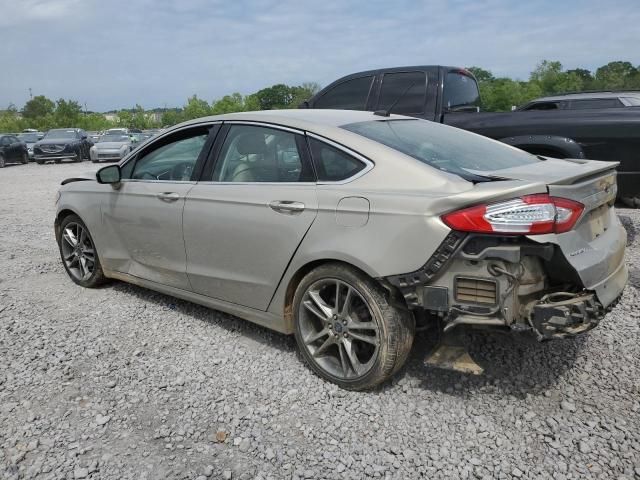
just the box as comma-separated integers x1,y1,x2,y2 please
298,278,380,380
60,222,96,281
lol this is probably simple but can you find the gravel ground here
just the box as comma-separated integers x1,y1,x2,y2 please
1,162,639,480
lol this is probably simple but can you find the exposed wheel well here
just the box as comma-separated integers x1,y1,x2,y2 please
282,259,405,332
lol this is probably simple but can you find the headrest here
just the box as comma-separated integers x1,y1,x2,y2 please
236,132,266,155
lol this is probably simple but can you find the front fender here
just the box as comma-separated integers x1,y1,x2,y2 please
499,135,585,159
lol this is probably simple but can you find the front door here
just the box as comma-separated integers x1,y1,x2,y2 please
100,126,213,289
183,124,318,310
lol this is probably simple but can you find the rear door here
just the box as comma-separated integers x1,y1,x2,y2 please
183,123,318,310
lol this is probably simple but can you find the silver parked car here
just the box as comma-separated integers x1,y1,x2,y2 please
89,132,133,163
54,110,627,390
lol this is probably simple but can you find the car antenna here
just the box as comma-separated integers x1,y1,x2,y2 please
374,81,418,117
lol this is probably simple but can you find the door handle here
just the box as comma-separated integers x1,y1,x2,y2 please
157,192,180,202
269,200,305,214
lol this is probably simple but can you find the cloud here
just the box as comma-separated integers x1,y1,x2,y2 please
1,0,638,111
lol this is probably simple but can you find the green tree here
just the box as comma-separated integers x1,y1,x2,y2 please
467,67,494,84
182,95,212,120
211,93,247,114
161,109,183,127
22,95,55,120
131,104,150,129
289,82,321,108
253,84,295,110
54,99,83,126
594,61,639,89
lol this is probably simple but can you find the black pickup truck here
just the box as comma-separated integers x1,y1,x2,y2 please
302,66,640,202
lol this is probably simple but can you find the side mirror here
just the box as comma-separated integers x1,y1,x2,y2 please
96,165,121,184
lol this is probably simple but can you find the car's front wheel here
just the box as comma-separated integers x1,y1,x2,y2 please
58,214,107,288
293,263,414,390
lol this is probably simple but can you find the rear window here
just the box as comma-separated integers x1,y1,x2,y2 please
314,76,373,110
342,119,539,180
442,72,480,111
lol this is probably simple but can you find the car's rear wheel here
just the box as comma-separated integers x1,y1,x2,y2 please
75,151,82,163
58,214,107,288
293,263,414,390
20,152,28,164
0,154,5,168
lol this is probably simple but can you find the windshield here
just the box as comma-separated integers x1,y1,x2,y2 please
18,133,39,142
342,119,539,179
45,129,77,140
99,134,130,143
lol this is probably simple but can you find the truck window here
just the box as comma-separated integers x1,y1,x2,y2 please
566,98,624,110
377,71,427,114
442,72,480,111
314,76,374,110
521,101,561,111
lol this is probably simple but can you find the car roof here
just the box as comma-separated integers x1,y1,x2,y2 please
177,109,412,130
532,91,640,102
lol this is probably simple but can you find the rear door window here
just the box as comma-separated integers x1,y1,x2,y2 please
314,76,374,110
308,138,366,181
376,71,427,114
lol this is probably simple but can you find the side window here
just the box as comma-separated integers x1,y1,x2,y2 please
314,76,373,110
522,101,560,111
308,138,366,182
8,136,19,143
0,137,10,146
567,98,624,110
129,128,209,181
212,125,313,183
442,72,481,110
377,71,427,114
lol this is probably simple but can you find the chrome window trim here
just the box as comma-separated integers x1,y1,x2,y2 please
305,132,374,185
119,179,197,185
222,120,304,135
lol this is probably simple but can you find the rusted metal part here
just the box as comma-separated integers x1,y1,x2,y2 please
424,345,484,375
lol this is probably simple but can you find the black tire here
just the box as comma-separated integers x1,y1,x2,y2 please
20,152,28,164
74,151,82,163
293,263,414,390
54,159,61,164
36,158,44,165
0,154,5,168
57,214,108,288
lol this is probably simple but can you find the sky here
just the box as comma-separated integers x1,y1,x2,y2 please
1,0,639,112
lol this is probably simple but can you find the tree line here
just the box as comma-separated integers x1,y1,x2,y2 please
1,60,639,132
0,83,320,133
469,60,640,111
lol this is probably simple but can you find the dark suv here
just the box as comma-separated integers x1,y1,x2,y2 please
33,128,93,164
0,134,29,167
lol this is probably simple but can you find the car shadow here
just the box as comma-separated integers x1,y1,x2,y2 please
109,281,584,396
110,281,297,355
395,327,586,397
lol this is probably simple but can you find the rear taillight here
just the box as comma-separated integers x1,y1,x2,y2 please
441,194,584,235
